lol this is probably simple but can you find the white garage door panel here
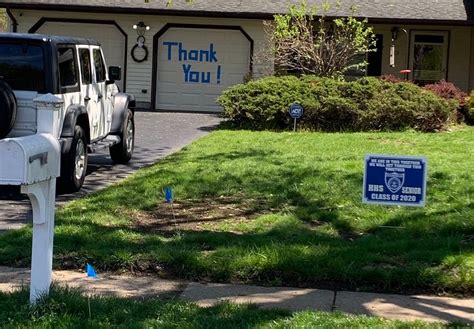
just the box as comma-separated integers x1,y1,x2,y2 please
159,96,177,106
37,22,125,91
160,72,180,83
156,27,250,112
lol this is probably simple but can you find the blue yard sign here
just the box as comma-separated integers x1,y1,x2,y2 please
289,103,304,131
363,154,428,207
289,103,304,119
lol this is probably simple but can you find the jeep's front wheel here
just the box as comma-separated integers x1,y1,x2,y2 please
59,125,88,193
110,109,134,164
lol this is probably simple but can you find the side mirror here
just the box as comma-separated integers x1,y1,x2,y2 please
109,66,122,81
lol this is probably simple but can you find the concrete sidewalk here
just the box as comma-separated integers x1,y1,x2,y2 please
1,267,472,325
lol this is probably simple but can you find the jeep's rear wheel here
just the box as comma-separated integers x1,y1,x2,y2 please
59,125,88,193
0,80,17,139
110,109,134,164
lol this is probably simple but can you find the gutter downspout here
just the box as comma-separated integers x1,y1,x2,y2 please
6,8,18,32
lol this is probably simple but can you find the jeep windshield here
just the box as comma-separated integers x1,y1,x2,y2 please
0,43,46,92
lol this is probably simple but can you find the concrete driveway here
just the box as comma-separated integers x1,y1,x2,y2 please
0,111,222,231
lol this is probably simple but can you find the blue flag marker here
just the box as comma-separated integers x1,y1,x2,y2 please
87,263,97,278
165,187,173,203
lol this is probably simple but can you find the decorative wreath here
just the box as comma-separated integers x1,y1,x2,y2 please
131,36,148,63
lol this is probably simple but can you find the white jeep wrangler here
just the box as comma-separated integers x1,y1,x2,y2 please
0,33,135,192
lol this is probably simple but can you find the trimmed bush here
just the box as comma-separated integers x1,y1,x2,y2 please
379,74,405,83
466,91,474,125
218,76,452,132
423,80,467,123
423,80,466,107
217,76,309,129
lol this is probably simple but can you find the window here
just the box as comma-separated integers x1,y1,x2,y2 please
409,31,449,85
0,43,46,92
58,47,78,91
79,48,92,85
93,49,106,82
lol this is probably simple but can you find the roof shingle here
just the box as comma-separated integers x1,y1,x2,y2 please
1,0,473,23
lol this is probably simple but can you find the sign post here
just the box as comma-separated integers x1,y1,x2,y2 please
363,154,428,207
289,103,304,132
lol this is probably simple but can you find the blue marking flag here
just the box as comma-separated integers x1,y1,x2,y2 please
86,263,97,278
165,187,173,203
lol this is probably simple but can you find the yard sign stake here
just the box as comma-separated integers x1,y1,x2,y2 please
289,103,304,132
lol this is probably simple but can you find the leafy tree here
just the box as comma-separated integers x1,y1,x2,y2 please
0,9,6,32
264,0,376,78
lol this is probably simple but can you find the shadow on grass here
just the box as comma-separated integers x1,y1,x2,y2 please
0,147,471,295
0,288,291,328
0,216,467,295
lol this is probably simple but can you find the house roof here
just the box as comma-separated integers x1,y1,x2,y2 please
2,0,474,24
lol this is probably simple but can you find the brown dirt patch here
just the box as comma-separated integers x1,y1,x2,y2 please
127,196,274,233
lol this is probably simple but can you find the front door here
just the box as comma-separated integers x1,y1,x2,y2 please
409,31,449,85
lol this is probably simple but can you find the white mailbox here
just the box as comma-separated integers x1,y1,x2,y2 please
0,133,60,186
0,93,63,304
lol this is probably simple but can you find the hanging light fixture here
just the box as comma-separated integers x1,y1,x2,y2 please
133,21,150,32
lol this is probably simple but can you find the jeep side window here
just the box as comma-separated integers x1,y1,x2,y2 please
79,48,92,85
93,49,106,83
58,47,79,92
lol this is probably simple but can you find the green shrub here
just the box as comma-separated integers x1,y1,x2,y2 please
466,91,474,125
423,80,466,124
218,76,309,129
218,76,452,132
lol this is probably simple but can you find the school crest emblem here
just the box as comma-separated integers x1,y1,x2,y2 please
385,171,405,193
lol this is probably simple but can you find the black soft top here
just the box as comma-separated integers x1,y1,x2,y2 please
0,32,101,46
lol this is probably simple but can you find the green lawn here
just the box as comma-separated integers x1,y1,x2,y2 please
0,128,473,294
0,288,449,328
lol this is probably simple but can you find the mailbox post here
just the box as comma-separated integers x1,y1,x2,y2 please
0,94,63,303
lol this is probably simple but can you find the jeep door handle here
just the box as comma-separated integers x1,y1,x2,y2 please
98,94,103,100
84,96,91,102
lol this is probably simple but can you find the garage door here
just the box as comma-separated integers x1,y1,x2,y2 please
36,22,126,91
156,27,251,112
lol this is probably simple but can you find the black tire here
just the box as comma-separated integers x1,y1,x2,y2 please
58,126,88,193
110,109,134,164
0,80,17,139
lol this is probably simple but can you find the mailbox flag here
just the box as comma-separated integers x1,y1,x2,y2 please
87,264,97,278
165,187,173,203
